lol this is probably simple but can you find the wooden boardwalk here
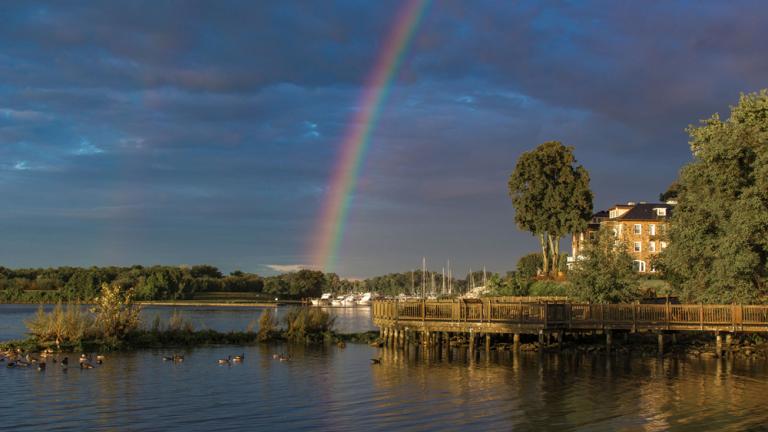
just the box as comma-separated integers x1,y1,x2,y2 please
372,298,768,353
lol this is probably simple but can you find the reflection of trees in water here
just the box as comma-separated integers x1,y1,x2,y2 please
369,348,768,429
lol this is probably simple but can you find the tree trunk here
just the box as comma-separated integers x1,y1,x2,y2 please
539,233,549,275
548,234,560,277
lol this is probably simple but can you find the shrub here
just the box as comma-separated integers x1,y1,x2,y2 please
91,283,142,340
528,280,568,297
283,307,335,342
257,308,278,341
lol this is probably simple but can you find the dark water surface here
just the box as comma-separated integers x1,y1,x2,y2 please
2,305,768,431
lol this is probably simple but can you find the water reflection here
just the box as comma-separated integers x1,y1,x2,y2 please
3,304,768,431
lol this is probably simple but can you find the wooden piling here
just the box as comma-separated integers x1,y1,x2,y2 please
658,332,664,355
513,333,520,352
716,332,723,357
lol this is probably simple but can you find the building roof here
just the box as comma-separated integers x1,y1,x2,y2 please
616,203,673,221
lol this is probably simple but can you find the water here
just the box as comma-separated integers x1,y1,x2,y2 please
0,304,375,341
2,305,768,431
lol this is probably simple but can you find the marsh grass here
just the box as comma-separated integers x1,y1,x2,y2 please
25,303,91,348
283,307,335,342
167,310,194,332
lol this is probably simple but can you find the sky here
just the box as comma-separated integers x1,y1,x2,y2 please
1,1,767,278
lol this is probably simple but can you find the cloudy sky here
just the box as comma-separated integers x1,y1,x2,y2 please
0,1,766,277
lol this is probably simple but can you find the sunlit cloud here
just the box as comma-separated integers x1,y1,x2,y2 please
74,139,104,156
13,161,30,170
303,121,320,138
265,263,318,272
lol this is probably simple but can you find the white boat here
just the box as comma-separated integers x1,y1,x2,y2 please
356,292,372,306
331,296,345,306
311,293,333,306
342,294,357,307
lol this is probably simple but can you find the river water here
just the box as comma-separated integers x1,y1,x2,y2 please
2,304,768,431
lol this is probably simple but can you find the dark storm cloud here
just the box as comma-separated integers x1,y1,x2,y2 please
0,1,766,276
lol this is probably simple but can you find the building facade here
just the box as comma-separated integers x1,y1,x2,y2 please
570,202,674,273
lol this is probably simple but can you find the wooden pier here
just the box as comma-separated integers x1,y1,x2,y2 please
372,298,768,355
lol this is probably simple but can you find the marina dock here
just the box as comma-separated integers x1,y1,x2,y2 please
372,298,768,355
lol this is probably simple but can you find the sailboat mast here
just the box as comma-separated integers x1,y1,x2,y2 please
442,267,445,295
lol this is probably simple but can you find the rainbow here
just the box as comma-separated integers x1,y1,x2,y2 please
309,0,430,272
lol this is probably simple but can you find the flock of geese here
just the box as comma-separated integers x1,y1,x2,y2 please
2,348,104,371
3,348,382,369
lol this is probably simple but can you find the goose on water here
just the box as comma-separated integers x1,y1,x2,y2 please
232,353,245,363
217,356,231,365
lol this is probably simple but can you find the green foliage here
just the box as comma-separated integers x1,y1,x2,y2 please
661,90,768,303
659,181,680,202
508,141,593,275
527,280,569,297
570,230,640,303
283,307,335,342
486,273,530,296
516,253,543,279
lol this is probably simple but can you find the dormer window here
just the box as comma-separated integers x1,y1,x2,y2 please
609,209,617,218
655,207,667,216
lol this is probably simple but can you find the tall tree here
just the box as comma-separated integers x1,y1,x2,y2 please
661,90,768,303
508,141,593,275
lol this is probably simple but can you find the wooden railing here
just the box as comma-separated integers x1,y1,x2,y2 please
371,300,768,332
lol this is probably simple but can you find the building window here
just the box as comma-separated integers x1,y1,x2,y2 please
633,260,646,272
609,210,617,219
634,241,641,252
649,224,656,236
649,241,656,252
655,207,667,216
660,241,668,249
633,224,642,235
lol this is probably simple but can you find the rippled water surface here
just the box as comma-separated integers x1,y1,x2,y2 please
2,305,768,431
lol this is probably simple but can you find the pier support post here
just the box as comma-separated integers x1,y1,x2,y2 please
513,333,520,352
485,334,491,353
383,328,389,346
469,332,476,354
658,333,665,355
725,333,732,356
538,330,545,348
556,331,563,351
716,332,723,358
671,333,677,344
606,330,613,353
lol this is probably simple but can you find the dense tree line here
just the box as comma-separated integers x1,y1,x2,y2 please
0,265,333,302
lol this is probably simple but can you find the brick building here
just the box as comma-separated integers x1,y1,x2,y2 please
570,202,674,273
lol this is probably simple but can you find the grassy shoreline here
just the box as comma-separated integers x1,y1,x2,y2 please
0,330,381,353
